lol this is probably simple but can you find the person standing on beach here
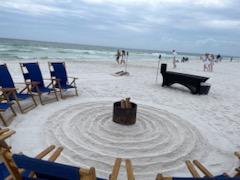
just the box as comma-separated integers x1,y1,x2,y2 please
121,50,126,64
158,53,162,60
203,53,210,72
208,54,214,72
172,50,177,68
115,49,121,64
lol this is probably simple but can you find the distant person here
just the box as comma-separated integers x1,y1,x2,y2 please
208,54,214,72
115,49,121,64
216,54,222,62
203,53,210,72
230,57,233,62
158,54,162,60
121,50,126,64
172,50,177,68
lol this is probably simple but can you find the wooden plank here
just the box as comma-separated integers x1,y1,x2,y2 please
48,146,64,162
110,158,122,180
0,128,10,135
125,159,135,180
185,160,200,177
193,160,213,177
0,130,16,142
235,152,240,159
34,145,55,159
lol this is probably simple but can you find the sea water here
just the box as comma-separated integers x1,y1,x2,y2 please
0,38,234,62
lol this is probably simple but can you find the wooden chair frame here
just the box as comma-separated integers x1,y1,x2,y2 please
0,102,16,126
1,86,37,114
20,62,58,105
0,128,16,149
0,64,37,113
48,62,78,99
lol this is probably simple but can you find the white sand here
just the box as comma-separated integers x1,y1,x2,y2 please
2,59,240,179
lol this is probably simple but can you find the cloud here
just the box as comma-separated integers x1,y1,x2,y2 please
0,1,63,16
202,19,240,29
0,0,240,55
82,0,230,8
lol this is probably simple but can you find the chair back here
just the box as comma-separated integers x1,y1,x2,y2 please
21,63,44,88
0,64,15,88
13,154,80,179
50,62,68,86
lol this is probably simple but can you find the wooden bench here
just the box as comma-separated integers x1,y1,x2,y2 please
161,64,210,94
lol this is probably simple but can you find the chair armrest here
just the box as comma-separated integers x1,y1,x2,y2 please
34,145,56,159
0,130,16,142
193,160,213,177
235,151,240,159
0,87,18,92
68,76,78,80
185,160,200,177
25,81,40,86
48,147,64,162
14,82,26,85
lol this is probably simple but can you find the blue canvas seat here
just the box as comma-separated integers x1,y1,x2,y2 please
0,64,37,113
20,62,58,105
49,62,78,98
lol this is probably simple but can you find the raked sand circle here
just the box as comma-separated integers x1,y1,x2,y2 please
44,101,219,179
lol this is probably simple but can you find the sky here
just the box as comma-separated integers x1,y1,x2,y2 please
0,0,240,55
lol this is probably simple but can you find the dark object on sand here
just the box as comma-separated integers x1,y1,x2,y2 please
161,64,210,94
181,57,189,62
113,101,137,125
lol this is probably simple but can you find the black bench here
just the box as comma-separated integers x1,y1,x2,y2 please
161,64,210,94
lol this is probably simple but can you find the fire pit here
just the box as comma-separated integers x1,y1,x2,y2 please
113,100,137,125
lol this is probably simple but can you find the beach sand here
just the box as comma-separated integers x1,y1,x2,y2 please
3,60,240,179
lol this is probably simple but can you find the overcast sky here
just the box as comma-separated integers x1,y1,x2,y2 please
0,0,239,55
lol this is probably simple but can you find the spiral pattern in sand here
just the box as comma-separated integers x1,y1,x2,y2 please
45,101,210,179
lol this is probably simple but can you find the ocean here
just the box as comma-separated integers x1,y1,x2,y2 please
0,38,234,62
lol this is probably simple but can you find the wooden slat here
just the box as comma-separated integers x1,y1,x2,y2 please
110,158,122,180
235,167,240,177
0,130,16,142
193,160,213,177
185,160,200,177
48,146,64,162
0,128,10,135
34,145,55,159
156,174,172,180
235,152,240,159
125,159,135,180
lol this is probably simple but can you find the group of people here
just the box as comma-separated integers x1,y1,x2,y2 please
115,49,129,64
201,53,215,72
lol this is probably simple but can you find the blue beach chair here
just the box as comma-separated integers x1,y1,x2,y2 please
48,62,78,98
1,147,122,180
0,144,64,180
0,64,37,113
20,62,58,105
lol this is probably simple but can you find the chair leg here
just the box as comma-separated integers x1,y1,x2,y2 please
15,100,24,114
54,89,59,101
31,95,37,107
60,89,64,99
10,105,16,117
38,93,44,105
75,87,78,96
0,114,8,126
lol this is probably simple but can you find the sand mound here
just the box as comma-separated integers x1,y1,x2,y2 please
44,101,220,179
